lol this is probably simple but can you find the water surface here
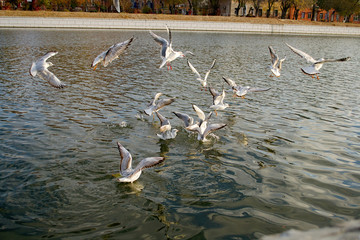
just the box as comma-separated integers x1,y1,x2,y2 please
0,29,359,239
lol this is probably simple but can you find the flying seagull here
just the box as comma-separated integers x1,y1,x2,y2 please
209,86,229,116
29,51,65,89
91,36,134,70
144,92,175,117
223,77,270,99
149,26,193,70
113,0,120,12
115,142,164,183
187,59,216,90
268,46,286,77
285,43,350,79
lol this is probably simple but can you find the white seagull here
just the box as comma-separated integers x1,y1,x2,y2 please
149,26,193,70
209,86,229,116
116,142,164,183
185,105,226,142
187,59,216,89
223,77,270,99
156,111,178,140
113,0,120,12
268,46,286,77
29,51,65,89
91,36,134,70
286,43,350,79
144,93,175,117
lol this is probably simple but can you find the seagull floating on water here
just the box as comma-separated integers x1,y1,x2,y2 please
144,92,175,117
209,86,229,116
187,59,216,90
223,77,270,99
149,26,194,70
91,36,134,70
156,111,178,140
29,51,65,89
268,46,286,77
116,142,164,183
285,43,350,80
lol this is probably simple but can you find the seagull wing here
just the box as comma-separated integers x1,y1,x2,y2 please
203,123,227,139
187,60,201,79
278,56,286,70
39,51,58,63
222,77,237,88
37,69,65,89
132,157,165,175
149,30,169,59
248,87,271,92
156,111,171,132
91,50,107,68
166,25,172,46
192,104,206,121
268,46,279,66
317,57,351,64
204,58,216,81
117,142,133,174
113,0,120,12
156,98,175,112
173,112,193,127
103,37,134,67
286,43,316,63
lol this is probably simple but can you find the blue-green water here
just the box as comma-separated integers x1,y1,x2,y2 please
0,28,359,239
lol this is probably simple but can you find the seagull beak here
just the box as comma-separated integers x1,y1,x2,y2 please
93,64,98,71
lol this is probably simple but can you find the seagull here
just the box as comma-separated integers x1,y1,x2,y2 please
156,112,178,140
187,59,216,90
149,26,193,70
209,86,229,116
268,46,286,77
144,93,175,117
285,43,350,80
185,106,226,142
91,36,134,70
113,0,120,12
116,142,164,183
29,51,65,89
223,77,270,99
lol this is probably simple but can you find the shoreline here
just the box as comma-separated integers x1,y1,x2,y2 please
0,11,359,35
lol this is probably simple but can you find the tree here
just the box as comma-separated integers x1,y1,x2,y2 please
266,0,276,17
235,0,246,16
333,0,360,22
292,0,313,19
280,0,293,19
249,0,263,16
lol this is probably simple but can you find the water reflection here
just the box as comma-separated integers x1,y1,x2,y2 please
0,28,359,239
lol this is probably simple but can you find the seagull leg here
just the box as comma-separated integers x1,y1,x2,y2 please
241,96,246,99
215,110,218,116
316,74,319,80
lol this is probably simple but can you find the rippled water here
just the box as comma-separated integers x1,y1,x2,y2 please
0,28,359,239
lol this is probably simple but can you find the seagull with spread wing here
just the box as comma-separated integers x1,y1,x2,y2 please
115,142,164,183
209,86,229,116
156,111,178,140
144,92,175,117
285,43,350,79
187,59,216,90
29,51,65,89
222,77,270,99
91,36,134,70
268,46,286,77
149,26,193,70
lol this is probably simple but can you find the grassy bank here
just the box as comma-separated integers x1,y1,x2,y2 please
1,10,359,27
